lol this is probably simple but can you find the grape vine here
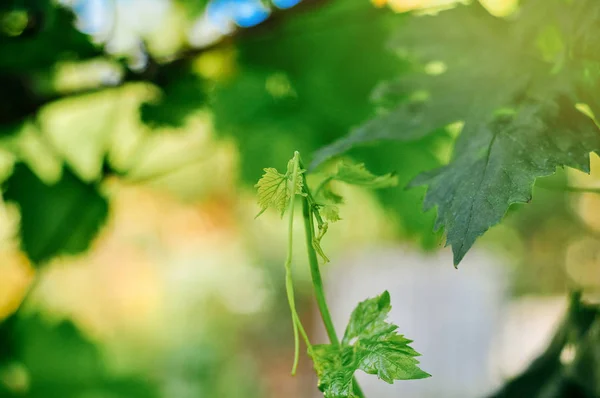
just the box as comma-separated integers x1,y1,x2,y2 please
255,152,429,397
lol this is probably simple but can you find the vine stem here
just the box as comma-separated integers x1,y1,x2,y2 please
301,198,339,345
285,151,302,375
298,156,366,398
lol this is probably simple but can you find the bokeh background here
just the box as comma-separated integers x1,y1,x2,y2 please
0,0,599,397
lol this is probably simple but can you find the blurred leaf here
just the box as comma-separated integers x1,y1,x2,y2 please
0,3,98,73
0,315,18,366
0,121,23,138
211,0,408,182
175,0,209,17
212,0,445,244
3,164,108,265
332,162,397,189
569,319,600,397
140,68,205,128
311,291,429,398
0,315,157,397
349,133,452,248
490,293,599,398
320,204,340,222
19,317,103,386
0,2,99,126
321,185,343,204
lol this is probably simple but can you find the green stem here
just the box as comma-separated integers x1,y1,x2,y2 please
275,154,364,396
301,197,366,398
285,151,302,375
285,273,300,375
302,197,339,345
313,175,334,198
293,311,313,354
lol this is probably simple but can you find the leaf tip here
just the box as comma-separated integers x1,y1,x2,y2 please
379,290,392,307
417,370,432,379
452,253,463,267
254,207,267,219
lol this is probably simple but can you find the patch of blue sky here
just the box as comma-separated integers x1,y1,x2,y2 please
272,0,302,9
206,0,270,29
71,0,110,35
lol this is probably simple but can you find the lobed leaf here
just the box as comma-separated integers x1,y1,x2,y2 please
342,290,396,344
411,98,600,265
320,204,341,223
311,291,429,398
312,345,359,398
313,1,600,265
254,157,304,217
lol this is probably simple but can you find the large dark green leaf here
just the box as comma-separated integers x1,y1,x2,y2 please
314,1,600,264
310,2,537,168
411,99,600,265
3,164,108,265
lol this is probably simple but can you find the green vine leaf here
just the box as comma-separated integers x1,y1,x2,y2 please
312,1,600,265
311,345,360,398
411,100,600,265
311,291,429,398
310,3,539,168
342,289,397,344
320,205,341,223
255,158,305,218
332,162,398,189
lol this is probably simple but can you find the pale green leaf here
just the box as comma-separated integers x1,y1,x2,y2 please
254,159,305,218
321,205,341,223
255,168,289,217
333,162,398,189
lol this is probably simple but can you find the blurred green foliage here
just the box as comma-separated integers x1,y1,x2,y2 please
211,0,447,245
0,314,158,398
140,67,206,128
0,0,599,397
490,293,599,398
3,164,108,265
